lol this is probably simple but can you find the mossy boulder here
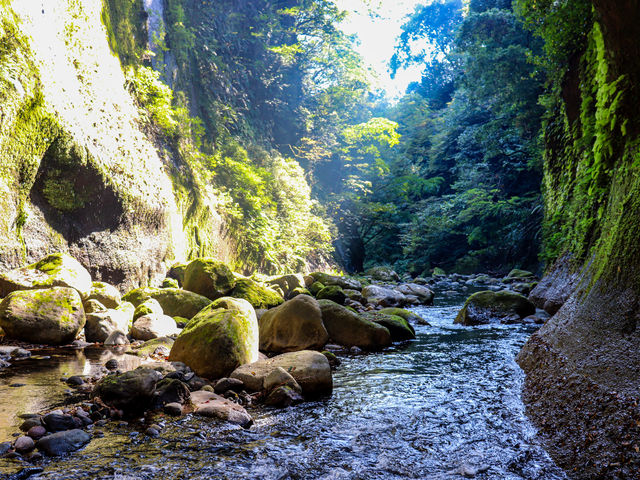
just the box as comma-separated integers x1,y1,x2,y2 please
131,314,180,341
0,287,85,345
133,298,163,321
122,287,211,319
361,312,415,341
309,282,325,296
169,297,259,379
317,300,391,350
161,278,179,289
378,307,430,326
365,266,400,282
0,253,92,300
343,289,367,305
433,267,446,277
85,302,134,343
288,287,312,299
266,274,306,298
316,285,346,304
92,367,161,412
454,290,536,326
258,295,329,353
229,278,284,309
87,282,121,309
503,269,537,284
130,336,175,357
309,272,362,291
167,262,188,286
183,258,236,300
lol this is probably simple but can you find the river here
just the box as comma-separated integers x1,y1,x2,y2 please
0,292,566,479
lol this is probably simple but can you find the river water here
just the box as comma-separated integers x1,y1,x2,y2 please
1,293,566,480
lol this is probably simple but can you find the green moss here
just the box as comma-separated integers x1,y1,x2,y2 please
101,0,148,66
378,307,426,324
229,278,283,309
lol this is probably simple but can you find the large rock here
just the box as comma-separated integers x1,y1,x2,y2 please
316,285,346,304
36,429,91,456
84,302,133,343
258,295,329,353
183,258,236,300
317,299,391,349
362,285,407,307
169,297,258,379
365,266,400,282
230,278,284,309
361,311,415,341
122,287,212,319
92,368,161,412
503,269,537,283
266,274,305,298
0,253,92,299
87,281,121,309
378,307,429,326
0,287,85,344
309,272,362,291
454,290,536,325
230,350,332,398
131,314,180,341
191,390,252,426
133,298,163,321
395,283,434,305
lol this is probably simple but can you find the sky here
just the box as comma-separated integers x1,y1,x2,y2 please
334,0,427,99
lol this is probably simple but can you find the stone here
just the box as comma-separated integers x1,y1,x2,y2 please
229,278,284,309
343,289,367,305
154,378,191,405
263,366,301,393
308,282,325,296
0,253,92,300
361,285,408,307
169,297,259,379
167,262,188,286
361,312,415,341
36,429,91,456
378,307,430,326
454,290,537,326
84,302,133,343
395,283,434,305
191,390,252,426
42,413,77,432
0,287,85,345
145,427,160,438
27,425,46,440
309,272,362,291
130,336,175,357
92,368,161,412
259,295,329,353
161,278,179,289
84,299,107,314
122,287,212,319
105,358,119,370
214,377,244,394
265,385,303,407
131,314,180,341
164,402,182,416
316,285,346,305
231,350,332,398
133,298,163,321
317,300,391,350
104,330,129,345
20,418,42,432
288,287,312,299
265,274,306,298
503,269,537,282
87,282,121,309
66,376,85,386
14,436,35,453
365,266,400,282
182,258,236,300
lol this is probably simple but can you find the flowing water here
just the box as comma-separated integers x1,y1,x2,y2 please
0,292,566,480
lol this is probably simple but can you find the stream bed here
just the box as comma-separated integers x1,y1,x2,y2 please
0,293,566,480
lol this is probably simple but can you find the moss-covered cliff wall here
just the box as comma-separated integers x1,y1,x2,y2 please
517,1,640,477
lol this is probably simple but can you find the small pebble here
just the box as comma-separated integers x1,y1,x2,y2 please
145,427,160,438
9,383,26,388
66,376,85,386
14,436,35,453
105,359,119,370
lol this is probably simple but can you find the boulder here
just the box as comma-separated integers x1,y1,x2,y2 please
266,274,306,298
183,258,236,300
84,302,133,343
362,285,407,307
503,269,537,283
308,282,325,296
104,330,129,346
154,378,191,406
288,287,312,299
230,278,284,309
265,385,303,407
309,272,362,291
169,297,259,379
122,287,212,319
378,307,430,326
317,300,391,349
361,312,415,341
133,298,163,321
263,366,302,393
167,262,188,286
0,287,85,345
191,390,252,426
161,278,179,288
36,429,91,456
92,368,161,412
131,314,180,341
0,253,92,300
454,290,536,326
87,281,121,309
259,295,329,353
343,289,367,305
130,336,175,357
395,283,434,305
316,285,346,304
365,266,400,282
231,350,332,398
84,299,107,314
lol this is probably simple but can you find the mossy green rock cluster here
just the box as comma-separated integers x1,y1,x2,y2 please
309,272,362,291
122,287,211,319
361,311,415,341
183,258,236,300
169,297,258,379
317,300,391,350
316,285,346,305
229,278,284,309
87,281,121,309
378,308,429,326
0,286,85,344
455,290,536,326
365,266,400,282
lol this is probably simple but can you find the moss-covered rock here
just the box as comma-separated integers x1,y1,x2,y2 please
133,298,163,321
309,272,362,291
317,300,391,350
85,302,133,343
365,266,400,282
183,258,236,300
130,336,175,357
0,287,85,344
288,287,312,299
229,278,283,309
316,285,346,305
167,262,188,286
433,267,446,277
161,278,179,289
266,274,305,298
169,297,259,379
87,281,121,309
122,287,211,319
455,290,536,326
0,253,92,300
92,367,160,412
308,282,325,296
378,307,430,326
131,314,180,341
361,312,415,341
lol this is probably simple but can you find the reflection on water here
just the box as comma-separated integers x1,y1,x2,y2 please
0,293,566,479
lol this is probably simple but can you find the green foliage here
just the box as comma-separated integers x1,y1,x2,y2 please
101,0,148,66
